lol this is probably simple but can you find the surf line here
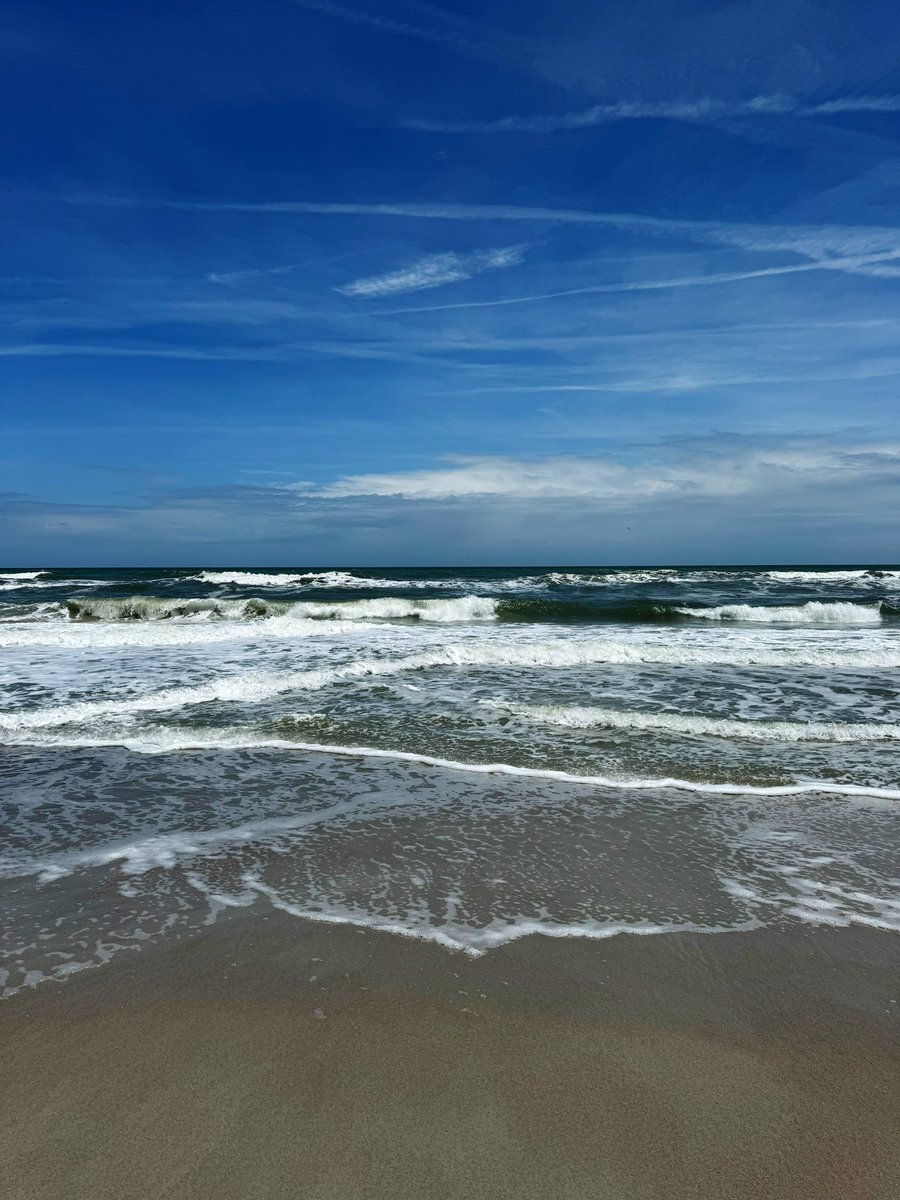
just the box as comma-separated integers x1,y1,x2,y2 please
162,738,900,800
14,734,900,801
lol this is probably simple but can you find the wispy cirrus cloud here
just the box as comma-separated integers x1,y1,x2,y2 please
336,245,526,297
378,250,900,314
97,195,900,271
403,94,900,133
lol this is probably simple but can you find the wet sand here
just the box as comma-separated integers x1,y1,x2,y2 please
1,914,898,1200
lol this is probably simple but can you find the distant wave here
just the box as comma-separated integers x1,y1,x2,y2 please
531,569,900,587
486,701,900,743
763,569,900,583
539,570,679,586
673,601,886,624
192,569,443,589
0,570,55,592
194,569,373,587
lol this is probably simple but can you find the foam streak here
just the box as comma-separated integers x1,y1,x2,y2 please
3,733,899,801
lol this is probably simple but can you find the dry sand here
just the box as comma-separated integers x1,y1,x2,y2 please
1,913,898,1200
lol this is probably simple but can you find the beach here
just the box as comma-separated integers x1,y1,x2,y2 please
2,565,899,1196
8,0,900,1187
2,913,898,1200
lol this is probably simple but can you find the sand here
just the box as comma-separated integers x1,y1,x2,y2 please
1,914,898,1200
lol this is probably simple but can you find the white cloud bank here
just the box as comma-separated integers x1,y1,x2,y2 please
336,245,526,297
301,440,900,504
5,436,899,562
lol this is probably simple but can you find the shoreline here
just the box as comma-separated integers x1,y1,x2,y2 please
2,914,898,1199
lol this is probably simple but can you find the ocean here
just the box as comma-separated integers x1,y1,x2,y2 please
2,564,899,995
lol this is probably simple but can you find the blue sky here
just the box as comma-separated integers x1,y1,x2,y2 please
2,0,900,564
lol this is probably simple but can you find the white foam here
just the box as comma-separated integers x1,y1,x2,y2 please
535,569,771,587
764,569,900,583
0,571,48,581
540,570,678,586
489,701,900,742
0,614,374,648
674,601,885,624
4,633,899,729
4,730,899,801
239,876,748,955
285,596,498,622
0,793,379,883
722,872,900,933
194,569,410,588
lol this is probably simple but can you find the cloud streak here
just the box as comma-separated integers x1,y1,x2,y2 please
102,195,900,267
404,94,900,133
379,250,900,314
336,245,525,297
301,439,900,504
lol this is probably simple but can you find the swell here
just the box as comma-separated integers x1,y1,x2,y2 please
485,701,900,743
3,636,900,733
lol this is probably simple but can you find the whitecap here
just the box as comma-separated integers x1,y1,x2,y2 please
486,700,900,742
674,601,885,624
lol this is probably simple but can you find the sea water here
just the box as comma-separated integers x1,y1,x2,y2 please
1,565,899,993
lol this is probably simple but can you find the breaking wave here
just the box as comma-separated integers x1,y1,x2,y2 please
763,569,900,583
194,570,412,588
674,601,886,624
486,701,900,743
538,569,685,586
65,594,498,623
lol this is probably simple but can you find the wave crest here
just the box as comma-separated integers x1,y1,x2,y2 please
674,601,885,624
194,570,408,588
65,594,498,623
